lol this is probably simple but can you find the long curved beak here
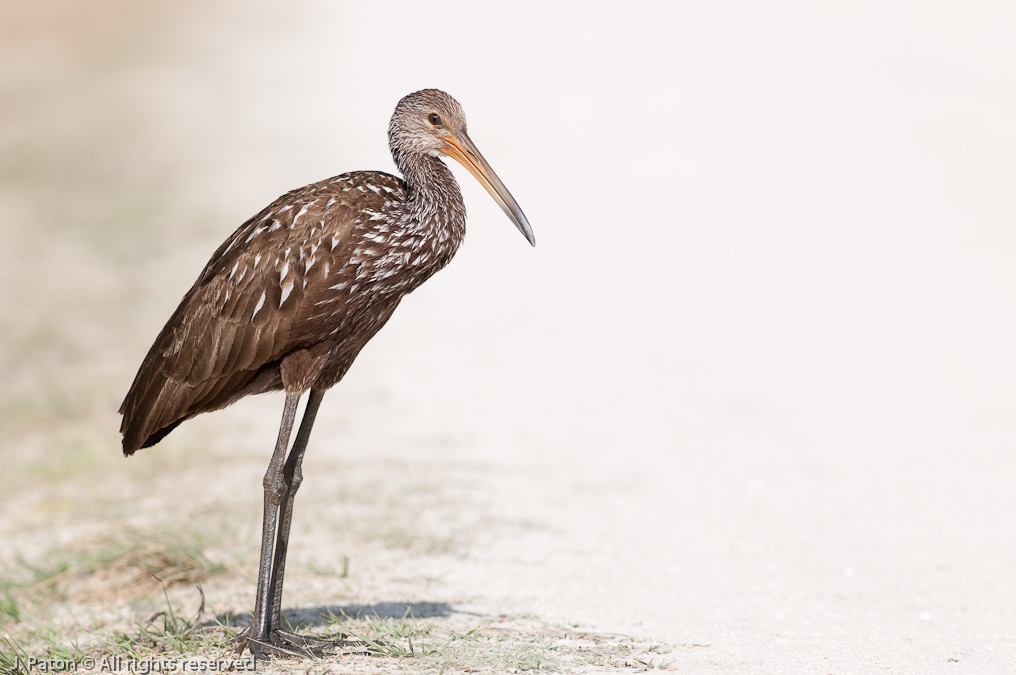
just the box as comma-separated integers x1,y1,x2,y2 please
441,132,536,246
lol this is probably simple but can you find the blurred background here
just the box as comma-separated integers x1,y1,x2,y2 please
1,0,1014,672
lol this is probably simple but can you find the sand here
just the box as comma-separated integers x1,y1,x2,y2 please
2,2,1015,673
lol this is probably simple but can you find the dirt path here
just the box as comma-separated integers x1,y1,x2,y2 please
3,2,1016,673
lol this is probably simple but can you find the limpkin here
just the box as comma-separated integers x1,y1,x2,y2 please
119,89,534,657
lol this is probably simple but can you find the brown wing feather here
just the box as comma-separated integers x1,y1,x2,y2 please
119,171,407,455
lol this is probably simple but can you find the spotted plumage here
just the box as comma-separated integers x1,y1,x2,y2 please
118,89,534,658
119,168,465,452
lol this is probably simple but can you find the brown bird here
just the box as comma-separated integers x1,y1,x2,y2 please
119,89,534,657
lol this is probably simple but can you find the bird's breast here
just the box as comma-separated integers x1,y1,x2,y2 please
293,208,463,342
349,221,459,294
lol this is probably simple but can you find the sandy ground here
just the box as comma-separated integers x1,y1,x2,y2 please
2,1,1016,673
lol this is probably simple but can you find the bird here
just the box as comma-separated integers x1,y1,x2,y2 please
118,89,534,658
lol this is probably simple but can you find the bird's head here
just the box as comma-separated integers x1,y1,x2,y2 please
389,89,467,158
389,89,535,246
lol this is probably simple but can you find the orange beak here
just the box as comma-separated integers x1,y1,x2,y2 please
441,132,535,246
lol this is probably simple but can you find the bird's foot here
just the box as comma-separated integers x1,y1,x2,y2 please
230,624,367,660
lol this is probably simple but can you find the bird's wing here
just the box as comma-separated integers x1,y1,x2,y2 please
119,172,406,454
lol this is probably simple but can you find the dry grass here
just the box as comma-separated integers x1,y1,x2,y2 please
3,580,675,674
0,528,230,673
0,526,675,673
0,528,227,621
329,613,676,673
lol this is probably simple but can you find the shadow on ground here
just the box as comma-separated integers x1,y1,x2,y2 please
215,601,467,630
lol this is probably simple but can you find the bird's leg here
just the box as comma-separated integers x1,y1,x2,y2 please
267,387,324,636
236,389,302,657
233,388,361,659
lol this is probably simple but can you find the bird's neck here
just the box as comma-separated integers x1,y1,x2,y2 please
396,151,467,242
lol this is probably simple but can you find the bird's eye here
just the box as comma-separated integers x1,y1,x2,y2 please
428,113,442,126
